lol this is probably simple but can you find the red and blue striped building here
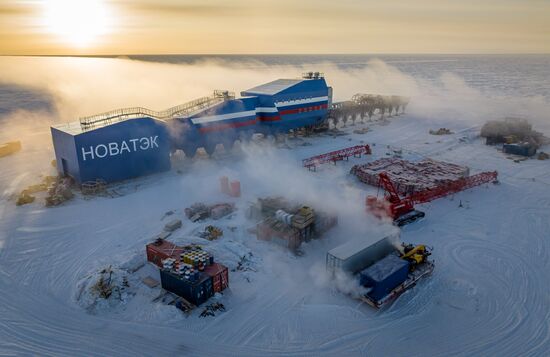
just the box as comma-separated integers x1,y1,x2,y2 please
170,76,331,155
51,76,331,183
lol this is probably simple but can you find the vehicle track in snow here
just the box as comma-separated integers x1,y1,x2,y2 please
1,116,548,356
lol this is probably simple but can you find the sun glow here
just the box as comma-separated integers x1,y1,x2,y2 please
42,0,112,47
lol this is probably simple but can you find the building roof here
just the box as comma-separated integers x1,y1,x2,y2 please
52,116,165,136
243,79,304,95
328,234,396,261
52,121,86,135
328,238,377,261
360,254,408,282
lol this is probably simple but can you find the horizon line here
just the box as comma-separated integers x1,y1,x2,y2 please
1,52,550,58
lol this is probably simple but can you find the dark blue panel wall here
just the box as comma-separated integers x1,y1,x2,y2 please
74,117,170,183
268,79,329,131
191,97,258,119
246,94,274,107
51,126,81,182
169,97,259,154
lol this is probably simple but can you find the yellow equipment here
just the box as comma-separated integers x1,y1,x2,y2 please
0,141,22,158
400,244,429,266
205,225,223,241
503,135,518,144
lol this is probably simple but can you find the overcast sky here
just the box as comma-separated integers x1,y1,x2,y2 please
1,0,549,55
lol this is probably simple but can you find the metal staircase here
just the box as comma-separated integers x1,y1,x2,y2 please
79,90,234,131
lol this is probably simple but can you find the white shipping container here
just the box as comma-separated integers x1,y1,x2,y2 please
326,234,399,274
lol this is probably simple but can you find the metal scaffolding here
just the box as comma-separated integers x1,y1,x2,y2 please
329,94,409,123
79,90,235,131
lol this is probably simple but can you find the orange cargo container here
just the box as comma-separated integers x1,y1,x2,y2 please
220,176,230,194
146,239,185,268
230,180,241,197
203,263,229,293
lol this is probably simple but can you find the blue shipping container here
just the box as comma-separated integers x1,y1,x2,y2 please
503,143,536,157
360,254,410,301
160,269,213,306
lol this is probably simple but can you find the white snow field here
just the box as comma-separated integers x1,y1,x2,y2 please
0,113,548,356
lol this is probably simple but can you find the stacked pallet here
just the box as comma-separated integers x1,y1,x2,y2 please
256,217,301,249
252,197,338,251
258,197,290,215
352,158,470,195
291,207,315,229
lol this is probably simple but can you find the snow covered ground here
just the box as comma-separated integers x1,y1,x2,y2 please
1,113,549,356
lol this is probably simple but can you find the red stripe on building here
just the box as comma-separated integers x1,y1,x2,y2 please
279,103,328,116
198,103,328,132
199,118,258,133
258,103,327,121
257,115,281,122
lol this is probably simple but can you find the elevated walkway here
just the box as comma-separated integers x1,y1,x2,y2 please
79,90,234,131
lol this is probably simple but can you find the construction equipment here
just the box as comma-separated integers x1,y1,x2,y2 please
367,170,499,226
302,145,371,170
359,243,434,308
400,244,431,268
327,234,434,309
0,141,22,158
429,128,453,135
360,251,434,308
200,225,223,241
366,172,425,226
16,192,35,206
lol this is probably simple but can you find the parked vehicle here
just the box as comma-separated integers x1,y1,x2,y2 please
327,235,434,308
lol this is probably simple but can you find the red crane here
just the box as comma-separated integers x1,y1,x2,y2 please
366,172,425,226
366,171,498,226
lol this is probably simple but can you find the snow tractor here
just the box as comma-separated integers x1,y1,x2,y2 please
358,243,434,308
327,235,434,309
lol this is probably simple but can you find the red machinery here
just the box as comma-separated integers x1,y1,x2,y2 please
367,171,498,226
303,145,371,170
367,172,425,226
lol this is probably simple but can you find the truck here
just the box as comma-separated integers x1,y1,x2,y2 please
326,234,434,308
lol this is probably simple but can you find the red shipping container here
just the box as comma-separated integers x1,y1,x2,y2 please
230,180,241,197
204,263,229,293
146,239,185,268
220,176,230,194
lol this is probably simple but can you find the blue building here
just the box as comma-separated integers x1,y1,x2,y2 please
51,74,331,184
242,76,331,131
51,117,171,184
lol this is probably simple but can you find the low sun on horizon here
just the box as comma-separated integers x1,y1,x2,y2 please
41,0,113,48
0,0,548,55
